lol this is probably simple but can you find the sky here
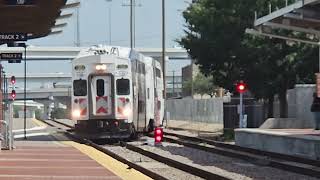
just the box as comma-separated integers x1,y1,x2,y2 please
3,0,192,87
32,0,192,48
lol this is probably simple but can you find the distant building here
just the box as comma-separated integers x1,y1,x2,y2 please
166,73,182,98
182,64,199,97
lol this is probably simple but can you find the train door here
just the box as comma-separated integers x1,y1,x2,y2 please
89,75,114,119
137,62,147,131
154,66,163,127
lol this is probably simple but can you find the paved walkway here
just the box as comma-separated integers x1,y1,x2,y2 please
0,119,151,180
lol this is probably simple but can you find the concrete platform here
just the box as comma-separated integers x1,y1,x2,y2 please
235,129,320,160
0,119,151,180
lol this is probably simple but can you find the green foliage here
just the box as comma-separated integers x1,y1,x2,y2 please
51,108,68,119
13,105,20,118
179,0,318,117
35,109,42,120
183,73,216,97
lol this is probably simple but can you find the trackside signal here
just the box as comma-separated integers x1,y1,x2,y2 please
11,90,16,100
236,81,247,128
236,82,247,94
154,127,163,145
11,76,16,84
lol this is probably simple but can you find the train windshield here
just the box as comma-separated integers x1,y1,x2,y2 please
73,80,87,96
117,79,130,95
96,79,105,97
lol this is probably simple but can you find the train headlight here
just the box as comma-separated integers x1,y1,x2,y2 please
96,64,107,71
72,110,81,118
122,107,131,117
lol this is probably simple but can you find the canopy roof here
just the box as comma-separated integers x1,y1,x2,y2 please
0,0,77,42
247,0,320,45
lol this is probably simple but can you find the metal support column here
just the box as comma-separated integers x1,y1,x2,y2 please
24,46,27,140
8,102,13,150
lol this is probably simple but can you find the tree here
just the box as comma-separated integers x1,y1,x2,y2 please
183,73,216,98
179,0,318,117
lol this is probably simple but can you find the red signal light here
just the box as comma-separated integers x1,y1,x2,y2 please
236,82,247,93
154,127,163,144
11,76,16,84
11,90,16,99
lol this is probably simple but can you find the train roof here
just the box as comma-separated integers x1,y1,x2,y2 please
76,45,143,61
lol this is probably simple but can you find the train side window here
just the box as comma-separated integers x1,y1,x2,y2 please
73,80,87,96
138,63,146,74
156,68,161,78
141,64,145,74
96,79,105,97
147,88,150,99
117,79,130,95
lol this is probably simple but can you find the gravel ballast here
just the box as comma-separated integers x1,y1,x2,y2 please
129,138,318,180
103,145,204,180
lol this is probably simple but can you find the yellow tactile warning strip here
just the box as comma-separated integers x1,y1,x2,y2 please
63,141,152,180
32,119,48,128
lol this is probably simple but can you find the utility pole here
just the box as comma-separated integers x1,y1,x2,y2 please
106,0,112,45
130,0,133,49
122,0,141,48
133,0,136,48
162,0,166,98
75,0,81,47
161,0,167,127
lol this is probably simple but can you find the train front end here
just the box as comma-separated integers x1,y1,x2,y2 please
71,52,134,139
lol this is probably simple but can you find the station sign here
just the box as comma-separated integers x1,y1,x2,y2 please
5,0,34,5
0,53,23,63
0,33,27,42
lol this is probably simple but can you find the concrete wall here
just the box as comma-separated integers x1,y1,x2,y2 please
166,98,223,124
294,85,315,128
270,84,315,128
18,110,35,119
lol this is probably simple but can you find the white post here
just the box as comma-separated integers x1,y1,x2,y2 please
239,93,243,128
8,102,13,150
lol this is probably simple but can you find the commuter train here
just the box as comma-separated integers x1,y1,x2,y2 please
71,45,164,139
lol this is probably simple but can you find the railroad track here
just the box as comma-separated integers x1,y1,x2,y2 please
50,119,74,129
41,119,320,179
40,119,169,180
42,119,231,180
163,131,320,178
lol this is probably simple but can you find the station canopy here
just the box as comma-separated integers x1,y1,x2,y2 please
0,0,79,42
246,0,320,45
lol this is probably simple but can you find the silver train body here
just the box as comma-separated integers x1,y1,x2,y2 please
71,46,164,139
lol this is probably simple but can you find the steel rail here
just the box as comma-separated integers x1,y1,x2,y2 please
164,133,320,178
40,119,168,180
51,119,74,129
125,143,230,180
164,131,320,167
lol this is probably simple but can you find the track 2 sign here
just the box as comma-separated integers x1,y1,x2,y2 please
0,33,27,41
0,53,22,63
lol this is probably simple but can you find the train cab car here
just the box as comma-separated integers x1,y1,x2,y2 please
71,46,164,139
